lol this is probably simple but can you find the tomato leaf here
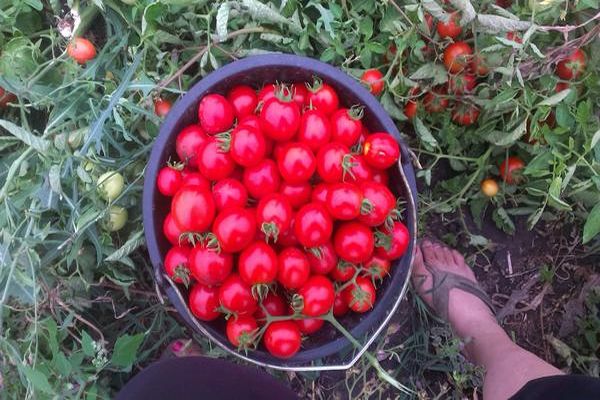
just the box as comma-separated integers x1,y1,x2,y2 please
243,0,302,35
449,0,477,24
111,333,145,371
216,2,230,42
409,63,448,85
485,119,527,146
583,203,600,244
0,119,50,153
476,14,531,33
20,365,55,395
539,89,571,106
414,117,438,149
422,0,449,22
493,207,515,234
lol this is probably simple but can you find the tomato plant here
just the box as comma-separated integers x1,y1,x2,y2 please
360,69,384,95
66,37,96,64
342,276,376,313
226,315,258,348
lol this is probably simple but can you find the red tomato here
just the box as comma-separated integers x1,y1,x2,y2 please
254,293,287,323
256,193,293,242
228,125,266,167
306,79,339,116
358,181,396,226
163,213,188,246
555,49,586,80
297,109,331,152
260,89,301,141
330,260,356,282
154,98,172,118
325,183,364,220
278,221,300,247
333,291,349,317
243,159,281,200
345,155,373,183
444,41,473,73
342,276,376,313
471,53,489,76
311,183,331,205
436,12,462,39
157,166,182,196
189,246,233,286
212,207,256,253
291,83,308,109
404,101,418,119
363,133,400,170
316,142,351,183
181,169,210,191
277,142,316,184
452,103,480,126
171,186,215,232
257,84,276,104
363,255,391,280
239,241,278,285
448,73,477,95
264,321,301,359
371,169,389,185
499,156,525,184
164,245,191,284
189,284,220,321
306,242,338,275
423,87,449,113
198,140,236,180
238,114,261,130
295,317,324,335
555,82,570,92
375,221,410,260
198,94,234,134
226,315,258,348
0,87,16,108
212,178,248,211
277,247,311,290
227,85,258,118
279,182,312,209
298,276,335,317
333,222,374,264
506,32,523,44
219,274,257,315
360,69,385,95
294,203,333,247
330,107,364,147
176,125,209,168
67,37,96,64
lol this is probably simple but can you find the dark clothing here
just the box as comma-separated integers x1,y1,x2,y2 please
510,374,600,400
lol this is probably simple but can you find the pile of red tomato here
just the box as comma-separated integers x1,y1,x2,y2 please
156,78,410,359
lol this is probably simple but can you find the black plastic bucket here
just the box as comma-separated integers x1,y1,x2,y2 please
143,54,418,370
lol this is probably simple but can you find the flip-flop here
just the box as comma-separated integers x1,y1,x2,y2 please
414,239,495,321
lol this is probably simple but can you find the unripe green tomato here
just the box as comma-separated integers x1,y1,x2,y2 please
107,206,128,231
97,171,124,201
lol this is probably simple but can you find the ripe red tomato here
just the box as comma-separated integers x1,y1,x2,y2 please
212,207,256,253
291,83,308,109
452,103,480,126
444,42,473,73
212,178,248,211
555,49,586,80
345,155,373,183
164,245,191,284
295,316,324,335
499,156,525,184
311,183,330,205
176,125,209,168
375,221,410,260
260,89,301,141
294,203,333,247
330,260,356,282
181,169,210,191
219,274,257,315
198,94,234,134
306,242,338,275
163,213,188,246
171,185,215,232
363,133,400,170
277,221,299,247
436,12,462,39
189,246,233,286
239,241,278,285
506,32,522,44
239,114,261,130
423,87,449,113
360,69,385,95
189,284,220,321
404,101,418,119
342,276,376,313
256,193,293,242
306,79,339,115
363,255,391,280
298,109,331,152
226,315,258,348
227,85,258,118
316,142,351,183
157,166,182,196
330,107,364,147
333,222,374,263
264,321,301,359
228,125,266,167
333,291,349,317
277,247,311,290
555,82,570,92
254,293,287,323
277,142,316,184
279,182,312,209
198,140,236,180
0,87,15,108
243,159,281,200
298,275,335,317
325,183,364,220
257,84,276,104
67,37,96,64
371,169,389,185
448,73,477,95
358,181,396,226
154,98,172,117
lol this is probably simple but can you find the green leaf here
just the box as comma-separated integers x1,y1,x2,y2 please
216,2,230,42
21,366,55,395
310,3,335,38
81,331,95,357
469,197,487,229
493,207,515,235
243,0,302,35
359,17,373,39
409,63,448,84
583,203,600,244
0,120,50,153
105,230,145,262
413,117,438,148
111,333,145,370
590,128,600,151
469,234,489,246
380,92,405,121
548,177,571,211
422,0,449,22
476,14,531,33
539,89,571,106
485,119,527,146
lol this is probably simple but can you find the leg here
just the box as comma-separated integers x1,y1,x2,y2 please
412,240,563,400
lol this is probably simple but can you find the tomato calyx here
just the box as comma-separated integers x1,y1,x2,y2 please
305,75,324,93
360,198,373,215
337,260,355,275
346,282,374,310
251,283,273,302
215,131,234,152
341,154,358,181
306,246,323,259
235,329,259,352
171,264,191,288
290,293,304,314
374,230,393,251
274,84,295,103
180,231,221,252
261,221,281,243
348,104,365,121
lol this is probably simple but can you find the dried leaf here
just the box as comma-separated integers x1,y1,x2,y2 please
449,0,477,24
539,89,571,106
477,14,531,33
422,0,449,22
216,2,230,42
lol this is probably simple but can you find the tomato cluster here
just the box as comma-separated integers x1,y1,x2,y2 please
156,79,410,359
